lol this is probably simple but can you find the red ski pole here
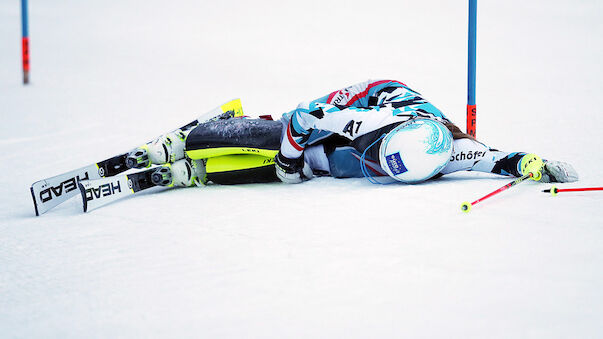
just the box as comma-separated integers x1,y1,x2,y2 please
543,186,603,196
461,172,539,213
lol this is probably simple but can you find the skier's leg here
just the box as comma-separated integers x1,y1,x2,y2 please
185,119,283,184
126,100,245,169
205,155,278,184
186,118,282,159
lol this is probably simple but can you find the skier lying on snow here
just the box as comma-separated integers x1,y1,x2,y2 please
135,79,578,187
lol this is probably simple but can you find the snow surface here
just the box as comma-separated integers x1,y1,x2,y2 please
2,0,603,337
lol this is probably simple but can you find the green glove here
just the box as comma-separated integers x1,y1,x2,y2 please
519,153,544,181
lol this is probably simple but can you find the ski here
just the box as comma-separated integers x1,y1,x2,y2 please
78,167,158,212
30,99,243,216
79,157,207,212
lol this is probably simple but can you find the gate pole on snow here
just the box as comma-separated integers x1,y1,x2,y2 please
466,0,477,137
21,0,30,84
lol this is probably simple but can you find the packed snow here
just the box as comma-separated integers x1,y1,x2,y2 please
1,0,603,337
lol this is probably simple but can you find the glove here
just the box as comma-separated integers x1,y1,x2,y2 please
519,153,544,181
274,152,313,184
520,154,579,183
540,160,579,183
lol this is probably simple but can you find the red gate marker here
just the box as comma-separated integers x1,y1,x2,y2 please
466,0,477,138
21,0,30,84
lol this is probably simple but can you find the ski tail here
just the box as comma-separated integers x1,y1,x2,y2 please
79,168,157,212
30,163,107,216
30,186,38,216
31,98,243,216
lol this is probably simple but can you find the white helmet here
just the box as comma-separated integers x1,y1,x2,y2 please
378,118,453,183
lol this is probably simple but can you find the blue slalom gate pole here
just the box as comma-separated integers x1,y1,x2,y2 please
466,0,477,137
21,0,30,84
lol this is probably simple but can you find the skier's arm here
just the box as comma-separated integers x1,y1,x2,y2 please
280,101,446,159
441,137,578,182
277,102,388,183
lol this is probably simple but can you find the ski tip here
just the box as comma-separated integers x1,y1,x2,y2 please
78,182,88,213
30,185,40,216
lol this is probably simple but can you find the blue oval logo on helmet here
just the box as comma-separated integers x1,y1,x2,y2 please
385,152,408,175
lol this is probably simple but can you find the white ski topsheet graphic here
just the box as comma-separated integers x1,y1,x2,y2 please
30,163,104,216
79,175,138,212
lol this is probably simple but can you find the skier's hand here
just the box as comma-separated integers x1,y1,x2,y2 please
519,153,544,181
274,152,313,184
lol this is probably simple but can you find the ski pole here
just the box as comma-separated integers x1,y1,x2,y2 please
543,186,603,196
461,171,539,213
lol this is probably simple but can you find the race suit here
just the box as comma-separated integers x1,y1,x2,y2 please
280,79,528,179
